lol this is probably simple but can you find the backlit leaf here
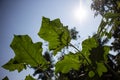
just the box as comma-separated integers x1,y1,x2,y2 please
25,75,35,80
38,17,71,55
82,37,98,64
10,35,48,67
82,37,98,51
96,62,107,77
103,46,110,61
2,58,26,72
55,53,81,73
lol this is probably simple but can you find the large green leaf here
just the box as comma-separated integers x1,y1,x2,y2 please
25,75,35,80
96,62,107,77
81,37,98,64
2,58,26,72
38,17,71,55
10,35,48,67
55,53,81,73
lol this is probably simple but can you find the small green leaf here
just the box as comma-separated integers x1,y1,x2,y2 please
10,35,48,67
55,53,81,73
38,17,71,55
2,58,26,72
96,62,107,77
25,75,35,80
2,76,9,80
88,71,95,78
103,46,110,61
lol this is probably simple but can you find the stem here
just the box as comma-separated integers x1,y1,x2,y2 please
69,43,90,65
69,43,98,75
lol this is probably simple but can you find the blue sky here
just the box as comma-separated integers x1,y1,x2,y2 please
0,0,101,80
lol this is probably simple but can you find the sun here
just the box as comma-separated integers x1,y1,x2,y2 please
73,7,87,21
73,1,88,22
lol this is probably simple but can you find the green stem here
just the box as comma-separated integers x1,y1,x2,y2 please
69,43,90,65
69,43,98,75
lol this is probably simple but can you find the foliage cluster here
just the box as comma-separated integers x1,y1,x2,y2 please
2,0,120,80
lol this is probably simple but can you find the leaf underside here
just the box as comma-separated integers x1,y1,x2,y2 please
38,17,71,55
25,75,36,80
55,52,81,73
2,35,48,72
2,58,26,72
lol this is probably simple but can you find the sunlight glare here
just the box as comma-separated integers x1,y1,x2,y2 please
73,0,88,22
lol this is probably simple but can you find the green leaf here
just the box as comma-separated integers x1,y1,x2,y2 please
88,71,95,78
38,17,71,55
96,62,107,77
25,75,35,80
103,46,110,61
10,35,48,67
2,58,26,72
89,45,109,64
2,76,9,80
55,53,81,73
82,37,98,64
82,37,98,51
89,46,104,63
